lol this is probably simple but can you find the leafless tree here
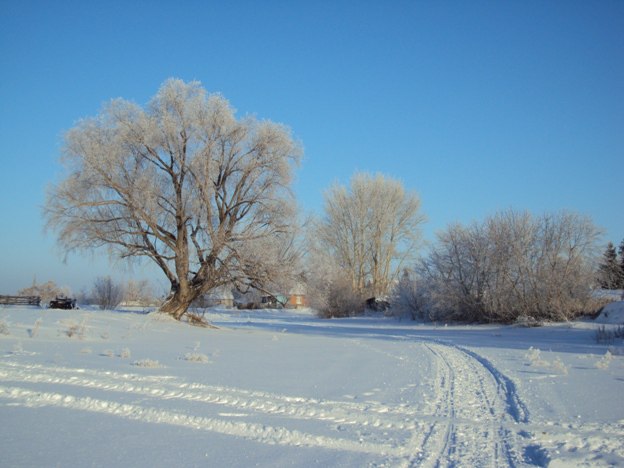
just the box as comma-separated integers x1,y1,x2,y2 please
317,172,425,302
418,209,602,323
45,79,302,319
92,276,125,310
123,279,155,306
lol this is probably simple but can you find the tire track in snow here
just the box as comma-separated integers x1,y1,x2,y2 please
0,385,401,456
0,345,538,466
0,361,419,462
409,343,531,467
0,361,419,429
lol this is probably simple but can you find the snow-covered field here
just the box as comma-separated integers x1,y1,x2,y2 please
1,304,623,467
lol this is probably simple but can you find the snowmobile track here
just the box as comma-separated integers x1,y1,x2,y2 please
0,342,539,466
414,342,530,467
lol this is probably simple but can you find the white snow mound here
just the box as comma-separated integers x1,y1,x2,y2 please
595,301,624,324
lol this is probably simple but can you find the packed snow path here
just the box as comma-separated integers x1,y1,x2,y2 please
414,343,528,467
0,341,535,466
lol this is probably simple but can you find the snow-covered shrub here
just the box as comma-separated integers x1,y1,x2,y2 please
550,357,569,375
28,318,42,338
525,347,568,375
119,348,131,359
595,351,613,370
525,347,544,365
0,319,10,335
307,263,365,318
183,352,211,363
304,229,368,318
419,210,601,323
63,316,88,339
389,270,432,320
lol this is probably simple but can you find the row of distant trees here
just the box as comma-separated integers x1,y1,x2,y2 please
42,78,614,323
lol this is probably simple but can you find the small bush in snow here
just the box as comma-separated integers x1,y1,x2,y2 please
0,319,10,335
132,359,162,368
525,347,543,365
595,351,613,370
100,349,115,357
119,348,131,359
63,316,89,339
183,352,211,363
550,357,569,375
525,347,568,375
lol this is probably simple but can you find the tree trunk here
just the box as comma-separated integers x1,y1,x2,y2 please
160,287,198,320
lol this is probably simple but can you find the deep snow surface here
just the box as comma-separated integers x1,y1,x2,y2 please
1,305,623,467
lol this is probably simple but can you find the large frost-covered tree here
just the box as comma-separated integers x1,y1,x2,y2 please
317,172,425,300
45,79,302,319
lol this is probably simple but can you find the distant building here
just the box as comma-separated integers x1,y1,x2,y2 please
202,287,234,308
288,283,308,309
261,294,289,308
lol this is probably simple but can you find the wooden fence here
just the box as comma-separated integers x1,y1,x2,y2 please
0,295,41,306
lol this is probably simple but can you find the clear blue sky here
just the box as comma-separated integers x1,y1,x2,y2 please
1,0,623,295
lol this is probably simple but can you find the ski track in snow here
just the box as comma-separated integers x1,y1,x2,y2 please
0,342,540,466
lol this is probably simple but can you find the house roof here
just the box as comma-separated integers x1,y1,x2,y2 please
289,283,306,296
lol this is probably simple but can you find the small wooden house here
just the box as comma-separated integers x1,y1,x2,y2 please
203,287,234,308
288,283,308,309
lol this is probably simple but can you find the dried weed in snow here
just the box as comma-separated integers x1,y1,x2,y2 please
525,347,569,375
28,318,42,338
62,315,89,339
595,351,613,370
132,359,162,368
182,352,211,363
